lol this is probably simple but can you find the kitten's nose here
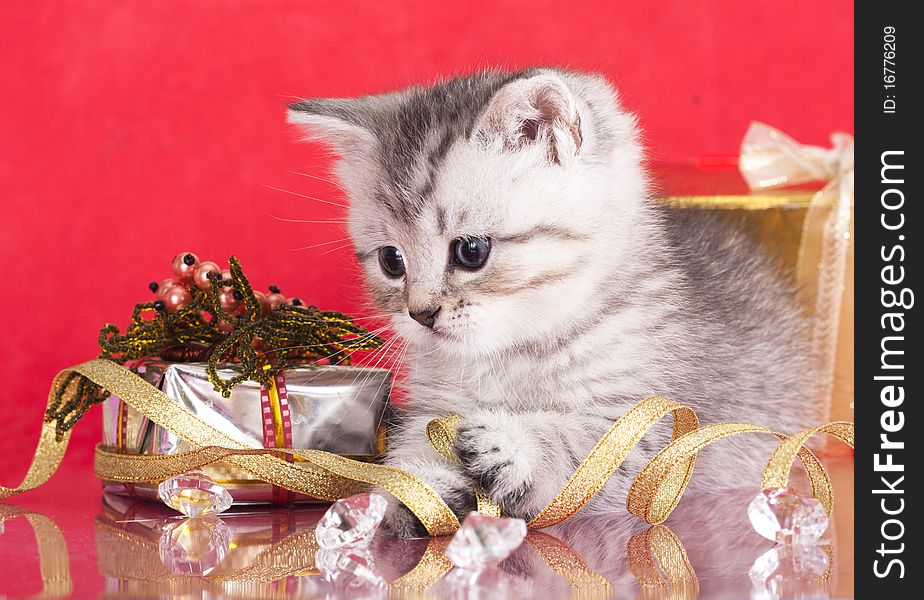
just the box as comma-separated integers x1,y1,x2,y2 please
408,306,441,329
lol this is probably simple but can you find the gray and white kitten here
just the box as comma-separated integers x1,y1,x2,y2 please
288,68,819,537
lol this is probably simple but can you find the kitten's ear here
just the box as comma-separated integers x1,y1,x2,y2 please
287,98,377,155
474,73,582,164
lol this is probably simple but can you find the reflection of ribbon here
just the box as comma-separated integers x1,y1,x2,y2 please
627,525,698,600
388,536,453,594
0,504,73,599
96,509,612,597
374,528,615,598
526,531,612,599
95,510,321,586
3,359,854,538
739,122,854,415
98,502,694,600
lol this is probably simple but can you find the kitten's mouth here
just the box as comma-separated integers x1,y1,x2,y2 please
424,324,461,342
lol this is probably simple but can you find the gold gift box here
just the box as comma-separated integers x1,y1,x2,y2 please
100,360,391,503
655,159,853,430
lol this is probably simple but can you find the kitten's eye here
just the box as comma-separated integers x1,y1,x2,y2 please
452,237,492,269
378,246,406,278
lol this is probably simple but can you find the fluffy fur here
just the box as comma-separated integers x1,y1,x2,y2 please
287,68,820,537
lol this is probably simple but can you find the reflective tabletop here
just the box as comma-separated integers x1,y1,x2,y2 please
0,457,853,599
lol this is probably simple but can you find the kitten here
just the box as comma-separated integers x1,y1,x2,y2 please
287,68,820,537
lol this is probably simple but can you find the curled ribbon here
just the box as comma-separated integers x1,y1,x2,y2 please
3,358,853,537
426,415,501,517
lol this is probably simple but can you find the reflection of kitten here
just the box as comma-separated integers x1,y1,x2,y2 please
288,68,819,537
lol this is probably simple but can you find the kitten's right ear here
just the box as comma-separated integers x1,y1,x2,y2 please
287,98,377,155
474,72,582,165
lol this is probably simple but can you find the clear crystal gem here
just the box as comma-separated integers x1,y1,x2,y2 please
749,544,830,600
157,470,233,517
159,517,231,575
435,565,525,599
317,546,387,599
445,512,527,569
315,493,387,549
747,487,829,545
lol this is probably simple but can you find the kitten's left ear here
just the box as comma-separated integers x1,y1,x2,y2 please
474,72,582,164
287,98,378,156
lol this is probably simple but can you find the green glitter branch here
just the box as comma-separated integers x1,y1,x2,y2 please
45,256,382,439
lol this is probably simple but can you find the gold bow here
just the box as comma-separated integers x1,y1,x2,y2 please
3,359,853,537
739,122,854,418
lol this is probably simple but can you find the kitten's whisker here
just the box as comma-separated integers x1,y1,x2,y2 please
263,184,347,209
309,339,402,451
370,343,408,436
289,170,341,188
318,242,357,257
343,330,397,369
266,213,348,225
275,328,395,389
350,336,402,395
291,238,352,252
356,337,402,371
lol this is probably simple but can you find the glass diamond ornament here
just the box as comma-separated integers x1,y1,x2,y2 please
315,493,387,550
435,565,525,599
159,517,231,575
157,470,233,517
747,487,829,545
749,544,830,600
445,512,527,569
316,546,387,599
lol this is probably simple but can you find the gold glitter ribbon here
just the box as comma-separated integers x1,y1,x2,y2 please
628,422,833,525
426,415,502,517
0,359,458,536
4,359,853,538
0,370,74,500
528,396,698,529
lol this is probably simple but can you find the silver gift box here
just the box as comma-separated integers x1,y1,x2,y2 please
101,360,391,504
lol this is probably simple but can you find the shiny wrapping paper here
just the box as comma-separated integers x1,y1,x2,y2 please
656,144,854,430
100,360,390,503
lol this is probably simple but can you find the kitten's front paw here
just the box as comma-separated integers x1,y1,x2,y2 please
455,415,536,512
381,495,430,539
376,460,477,538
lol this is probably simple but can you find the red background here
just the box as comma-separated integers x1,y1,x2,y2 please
1,2,852,486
